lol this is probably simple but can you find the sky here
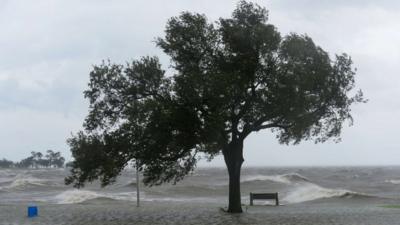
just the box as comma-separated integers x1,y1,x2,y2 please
0,0,399,166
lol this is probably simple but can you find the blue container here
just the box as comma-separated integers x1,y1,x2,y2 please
28,206,38,218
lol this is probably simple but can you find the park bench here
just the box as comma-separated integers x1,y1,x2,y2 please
249,192,279,206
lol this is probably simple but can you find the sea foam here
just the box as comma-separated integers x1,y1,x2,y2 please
241,173,309,184
54,190,138,204
0,174,51,191
283,183,358,203
9,177,47,188
385,179,400,184
241,173,363,204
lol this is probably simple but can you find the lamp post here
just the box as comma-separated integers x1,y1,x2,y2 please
136,159,140,207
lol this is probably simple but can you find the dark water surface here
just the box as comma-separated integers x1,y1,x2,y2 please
1,167,400,206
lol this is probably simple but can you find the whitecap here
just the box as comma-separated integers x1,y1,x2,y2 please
0,174,50,191
54,190,138,204
241,173,309,184
0,169,17,177
385,179,400,184
54,190,102,204
282,183,357,203
8,177,47,189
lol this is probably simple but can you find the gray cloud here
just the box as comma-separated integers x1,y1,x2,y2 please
0,0,399,166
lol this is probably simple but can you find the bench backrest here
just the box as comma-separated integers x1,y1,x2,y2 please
250,193,277,199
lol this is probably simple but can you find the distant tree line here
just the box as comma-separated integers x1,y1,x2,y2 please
0,150,66,168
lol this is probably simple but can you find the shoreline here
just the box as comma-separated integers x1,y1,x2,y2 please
2,198,400,225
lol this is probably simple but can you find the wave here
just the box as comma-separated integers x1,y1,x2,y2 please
54,190,220,204
121,181,137,188
0,179,14,186
54,190,138,204
0,169,17,177
282,183,367,204
242,173,309,184
9,177,48,188
0,174,56,191
385,179,400,184
166,185,224,196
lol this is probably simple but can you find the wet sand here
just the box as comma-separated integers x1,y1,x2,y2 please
2,198,400,225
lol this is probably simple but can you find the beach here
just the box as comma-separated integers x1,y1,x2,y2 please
2,167,400,224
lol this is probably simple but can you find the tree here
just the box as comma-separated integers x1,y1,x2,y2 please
65,161,74,168
46,150,55,168
12,151,65,168
54,155,65,168
17,156,34,168
0,158,14,168
65,1,365,213
31,151,43,168
45,150,65,168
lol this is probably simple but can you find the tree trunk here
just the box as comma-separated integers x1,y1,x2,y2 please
223,140,244,213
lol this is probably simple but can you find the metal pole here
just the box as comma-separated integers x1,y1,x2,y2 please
136,160,140,207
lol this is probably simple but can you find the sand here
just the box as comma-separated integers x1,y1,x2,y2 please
2,198,400,225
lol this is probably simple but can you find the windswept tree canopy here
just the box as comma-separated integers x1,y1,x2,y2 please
66,1,364,190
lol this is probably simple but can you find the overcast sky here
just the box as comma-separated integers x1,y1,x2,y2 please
0,0,399,166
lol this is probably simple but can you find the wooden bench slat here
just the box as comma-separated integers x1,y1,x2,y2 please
250,192,279,206
251,193,277,198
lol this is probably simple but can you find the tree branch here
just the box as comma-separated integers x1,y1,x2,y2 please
252,122,290,132
240,116,289,139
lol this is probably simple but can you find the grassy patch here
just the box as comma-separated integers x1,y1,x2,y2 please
380,205,400,209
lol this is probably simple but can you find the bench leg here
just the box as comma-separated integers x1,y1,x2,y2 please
276,193,279,206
